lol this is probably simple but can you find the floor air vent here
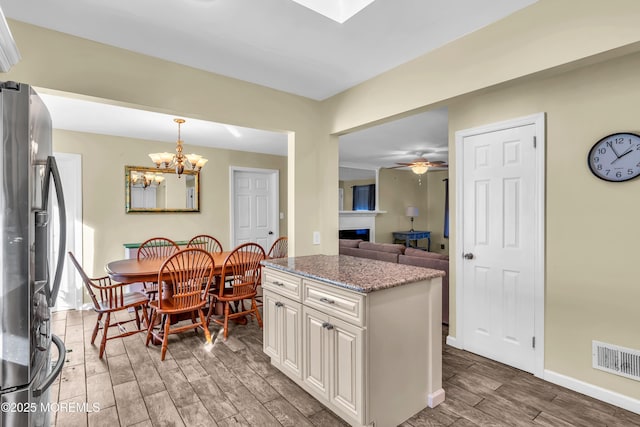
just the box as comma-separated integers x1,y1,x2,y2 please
592,340,640,381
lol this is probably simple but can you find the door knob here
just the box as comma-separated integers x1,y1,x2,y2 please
463,253,474,260
268,231,274,235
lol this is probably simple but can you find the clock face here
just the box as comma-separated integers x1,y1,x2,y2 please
587,132,640,182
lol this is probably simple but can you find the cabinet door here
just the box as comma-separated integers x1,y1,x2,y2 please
263,290,302,379
329,317,363,421
263,290,281,361
281,298,302,379
303,306,330,399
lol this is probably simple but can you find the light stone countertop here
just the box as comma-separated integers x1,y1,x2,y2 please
261,254,445,293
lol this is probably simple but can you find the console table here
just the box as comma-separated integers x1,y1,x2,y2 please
393,230,431,251
122,239,191,258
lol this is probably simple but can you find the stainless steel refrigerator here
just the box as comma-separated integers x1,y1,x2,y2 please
0,81,66,427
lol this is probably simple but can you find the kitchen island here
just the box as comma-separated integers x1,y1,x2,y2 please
261,254,445,427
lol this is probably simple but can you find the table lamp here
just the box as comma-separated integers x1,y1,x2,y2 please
406,206,419,231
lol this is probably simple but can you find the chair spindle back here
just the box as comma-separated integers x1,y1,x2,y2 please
157,248,215,311
187,234,223,254
137,237,180,260
220,242,265,298
267,236,288,258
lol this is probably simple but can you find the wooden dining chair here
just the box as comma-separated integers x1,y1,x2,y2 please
267,236,288,258
206,242,265,339
188,234,227,294
137,237,180,300
145,248,215,361
138,237,180,259
255,236,288,308
187,234,223,253
68,252,149,359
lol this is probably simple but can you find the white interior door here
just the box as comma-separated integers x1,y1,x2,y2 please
231,168,279,251
456,114,544,374
52,152,82,311
131,186,157,209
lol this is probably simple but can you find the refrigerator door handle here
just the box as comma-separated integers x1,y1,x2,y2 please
42,156,66,307
32,334,65,397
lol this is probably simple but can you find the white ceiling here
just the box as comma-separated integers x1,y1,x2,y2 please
340,107,449,169
1,0,537,169
38,93,289,156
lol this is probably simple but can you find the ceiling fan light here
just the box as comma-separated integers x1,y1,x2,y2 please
411,163,429,175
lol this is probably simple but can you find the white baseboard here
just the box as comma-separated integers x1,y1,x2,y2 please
445,335,461,349
544,370,640,415
427,388,446,408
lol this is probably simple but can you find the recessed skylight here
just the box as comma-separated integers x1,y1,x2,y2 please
290,0,375,23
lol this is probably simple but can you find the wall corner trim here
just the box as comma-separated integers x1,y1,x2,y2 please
446,335,461,349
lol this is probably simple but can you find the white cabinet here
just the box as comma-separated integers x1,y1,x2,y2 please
263,265,444,427
263,291,302,379
303,306,363,420
302,306,330,399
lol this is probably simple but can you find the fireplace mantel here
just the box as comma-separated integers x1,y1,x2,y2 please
339,210,385,216
339,210,385,242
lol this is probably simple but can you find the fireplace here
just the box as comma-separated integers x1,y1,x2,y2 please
339,210,379,242
339,228,370,241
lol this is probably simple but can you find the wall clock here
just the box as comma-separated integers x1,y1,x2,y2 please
587,132,640,182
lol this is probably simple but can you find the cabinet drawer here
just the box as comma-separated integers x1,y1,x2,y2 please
303,280,365,326
262,269,302,301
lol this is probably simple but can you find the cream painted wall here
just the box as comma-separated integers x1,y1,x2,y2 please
53,129,287,280
323,0,640,134
447,51,640,400
424,170,449,255
376,169,428,243
4,20,335,258
163,174,184,208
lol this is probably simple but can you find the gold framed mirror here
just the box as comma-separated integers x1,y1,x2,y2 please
125,166,200,213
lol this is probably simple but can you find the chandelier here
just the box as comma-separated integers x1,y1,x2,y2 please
131,171,165,189
149,118,208,176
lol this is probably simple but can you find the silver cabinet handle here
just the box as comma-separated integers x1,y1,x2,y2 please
275,301,284,307
319,297,335,304
322,322,334,330
273,281,285,287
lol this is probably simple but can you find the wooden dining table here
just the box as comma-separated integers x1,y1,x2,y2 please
105,250,255,343
105,251,233,284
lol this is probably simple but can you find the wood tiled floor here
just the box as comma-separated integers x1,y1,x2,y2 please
49,309,640,427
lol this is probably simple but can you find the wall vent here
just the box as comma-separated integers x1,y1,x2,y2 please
592,340,640,381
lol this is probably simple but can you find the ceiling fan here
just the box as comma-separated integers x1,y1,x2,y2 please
388,153,448,175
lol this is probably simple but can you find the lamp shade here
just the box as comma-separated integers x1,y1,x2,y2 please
405,206,419,217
